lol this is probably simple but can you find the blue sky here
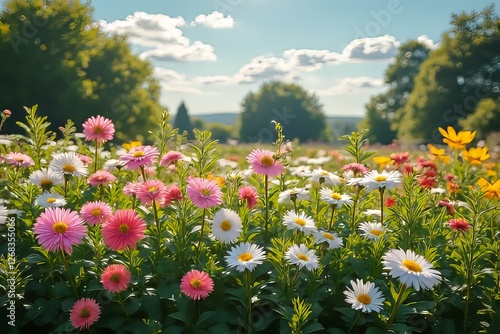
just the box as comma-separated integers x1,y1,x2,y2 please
90,0,497,116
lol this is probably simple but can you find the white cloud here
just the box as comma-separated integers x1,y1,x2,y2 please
342,35,400,60
153,67,214,95
191,11,235,29
98,11,216,62
417,34,439,50
317,76,384,96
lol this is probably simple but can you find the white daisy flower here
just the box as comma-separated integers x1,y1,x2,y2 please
282,210,317,235
34,192,67,208
344,279,385,313
278,187,310,204
225,242,266,272
49,152,88,177
359,170,402,193
346,177,364,187
211,208,243,244
382,249,441,291
363,209,382,217
290,165,312,177
313,230,343,249
0,204,9,225
310,169,341,186
284,244,319,271
28,168,65,188
358,221,385,240
319,188,353,208
430,187,446,194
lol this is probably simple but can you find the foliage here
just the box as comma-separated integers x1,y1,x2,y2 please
206,122,235,143
0,0,164,141
0,106,499,333
397,5,500,143
460,98,500,139
238,81,329,143
173,101,194,140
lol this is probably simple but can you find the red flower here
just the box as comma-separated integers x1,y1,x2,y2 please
448,218,470,232
385,196,396,207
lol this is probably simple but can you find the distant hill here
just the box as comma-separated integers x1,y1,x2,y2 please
192,113,239,125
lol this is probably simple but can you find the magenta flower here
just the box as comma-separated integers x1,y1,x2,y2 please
342,163,370,175
4,152,35,167
33,207,87,254
136,179,167,205
238,186,258,209
100,264,131,293
186,177,223,209
448,218,470,232
119,145,159,170
102,209,146,251
80,201,113,226
159,151,187,167
247,149,284,177
88,170,116,186
82,115,115,143
70,298,101,330
180,269,214,300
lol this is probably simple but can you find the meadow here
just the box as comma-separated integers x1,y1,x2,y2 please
0,106,499,333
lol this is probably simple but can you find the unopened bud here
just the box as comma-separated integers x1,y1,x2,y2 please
2,109,11,118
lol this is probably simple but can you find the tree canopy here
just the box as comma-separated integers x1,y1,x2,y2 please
173,101,194,140
0,0,164,141
238,81,328,143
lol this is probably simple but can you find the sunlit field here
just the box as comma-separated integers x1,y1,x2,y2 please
0,107,499,334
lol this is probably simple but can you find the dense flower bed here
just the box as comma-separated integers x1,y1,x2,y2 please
0,106,499,333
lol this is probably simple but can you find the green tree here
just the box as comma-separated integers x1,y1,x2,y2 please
360,40,430,144
460,98,500,138
173,101,194,140
207,122,234,143
0,0,164,141
238,81,328,143
397,5,500,142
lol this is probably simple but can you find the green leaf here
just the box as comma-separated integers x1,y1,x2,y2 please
125,297,141,315
302,322,325,333
54,282,72,298
141,295,162,321
26,253,47,264
195,311,217,329
365,326,383,334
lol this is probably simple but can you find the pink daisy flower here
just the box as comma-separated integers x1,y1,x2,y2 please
70,298,101,330
247,149,284,177
180,269,214,300
448,218,470,232
88,170,116,186
119,145,159,170
102,209,146,251
82,115,115,143
33,207,87,254
80,201,113,226
77,154,93,166
4,152,35,167
100,264,131,293
342,163,370,175
238,186,258,209
123,181,140,196
160,185,183,207
160,151,187,167
186,177,223,209
135,179,167,205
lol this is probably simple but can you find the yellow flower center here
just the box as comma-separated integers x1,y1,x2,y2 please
357,293,372,305
79,308,90,318
370,229,382,236
47,197,57,203
322,232,334,240
53,222,68,233
148,186,158,193
260,156,274,166
119,224,129,234
40,179,52,187
297,254,309,261
132,150,145,158
330,193,342,200
91,209,102,217
62,164,76,173
294,218,306,226
200,188,211,196
402,259,422,272
220,220,232,231
238,252,253,262
190,279,202,288
374,175,387,182
320,171,329,176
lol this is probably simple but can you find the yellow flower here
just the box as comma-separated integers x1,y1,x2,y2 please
122,141,142,152
427,144,451,164
373,156,392,168
462,146,490,165
477,177,500,199
207,174,226,188
438,126,476,149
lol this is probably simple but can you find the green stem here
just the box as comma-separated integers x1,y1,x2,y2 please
349,187,361,231
347,311,362,334
61,250,78,299
328,205,336,230
245,269,253,334
291,267,300,288
385,283,407,331
463,216,477,334
197,209,207,261
379,187,385,227
93,142,99,173
152,199,162,271
264,174,269,239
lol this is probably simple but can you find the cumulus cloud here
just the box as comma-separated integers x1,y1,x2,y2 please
317,76,384,96
98,12,216,62
342,35,400,60
417,34,439,49
191,11,235,29
152,67,214,95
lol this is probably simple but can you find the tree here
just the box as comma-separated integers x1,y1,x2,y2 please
397,5,500,142
173,101,194,140
207,123,234,143
0,0,164,141
360,40,430,144
238,81,328,143
460,98,500,138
